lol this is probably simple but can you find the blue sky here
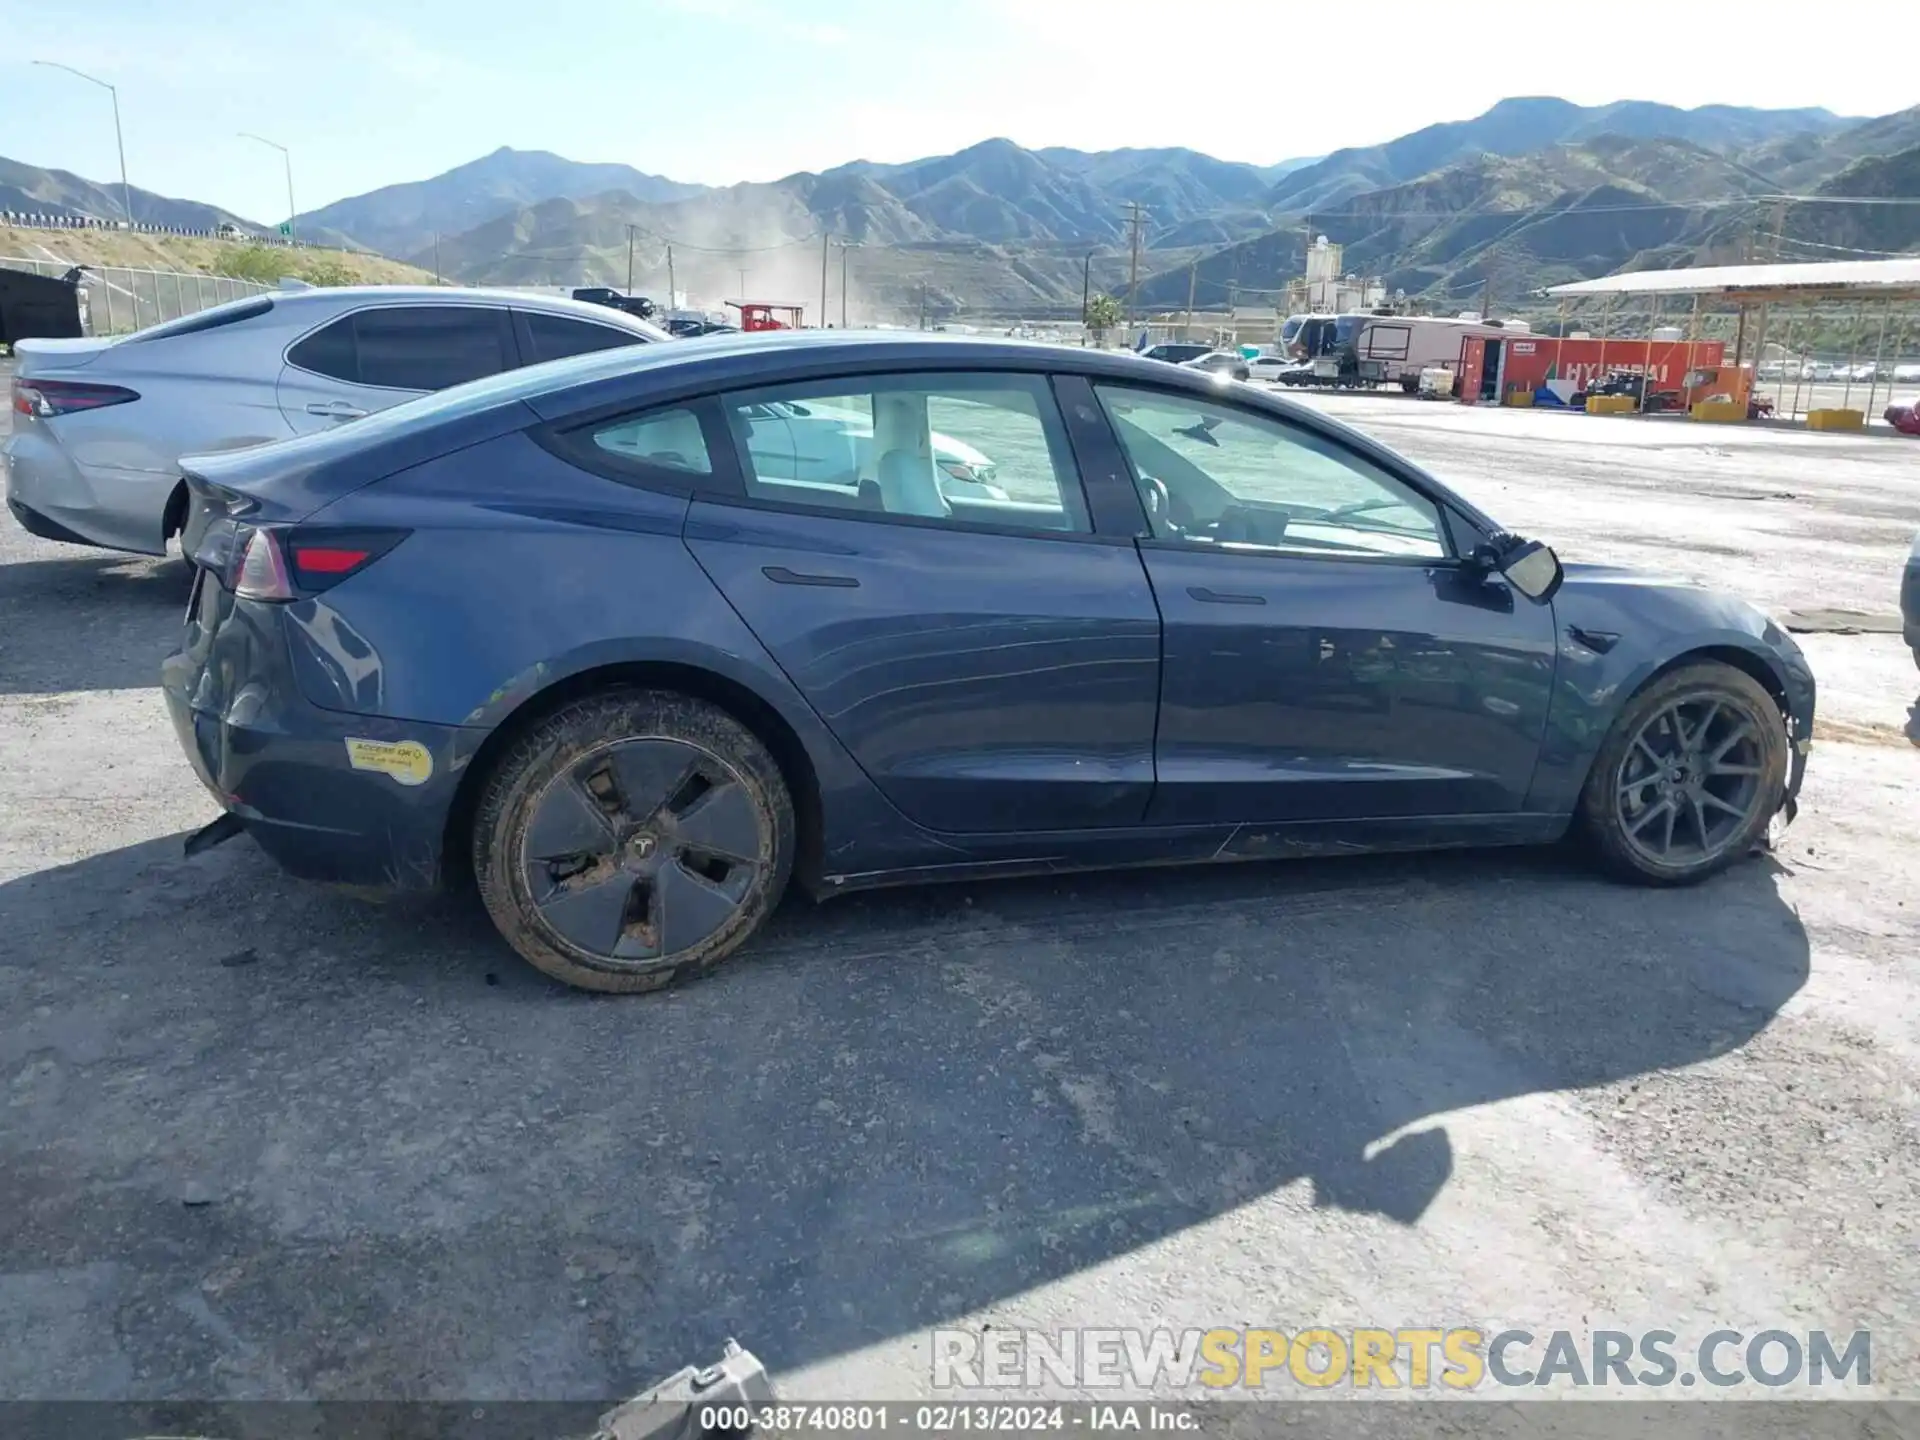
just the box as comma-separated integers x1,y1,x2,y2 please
2,0,1911,225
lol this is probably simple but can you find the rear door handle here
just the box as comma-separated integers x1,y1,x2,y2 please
762,565,859,588
1188,585,1265,605
306,401,368,420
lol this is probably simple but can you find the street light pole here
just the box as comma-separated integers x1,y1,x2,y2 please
34,61,134,226
239,133,296,242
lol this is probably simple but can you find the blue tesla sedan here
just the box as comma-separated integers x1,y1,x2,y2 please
164,332,1814,992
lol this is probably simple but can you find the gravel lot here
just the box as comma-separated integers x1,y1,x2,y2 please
2,359,1918,1406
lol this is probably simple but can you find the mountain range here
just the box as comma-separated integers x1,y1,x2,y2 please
0,154,251,233
5,96,1915,319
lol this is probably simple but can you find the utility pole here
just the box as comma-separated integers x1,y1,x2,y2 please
1185,261,1197,341
626,225,637,293
1121,201,1148,338
665,244,676,311
820,232,831,329
1480,272,1494,322
34,62,134,226
432,232,441,284
837,241,857,327
737,267,749,297
1081,251,1093,340
918,282,929,331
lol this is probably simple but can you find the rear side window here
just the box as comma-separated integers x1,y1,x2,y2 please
286,305,515,391
517,311,647,364
355,306,513,389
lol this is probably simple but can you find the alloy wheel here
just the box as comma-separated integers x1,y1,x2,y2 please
519,737,765,964
1613,692,1769,868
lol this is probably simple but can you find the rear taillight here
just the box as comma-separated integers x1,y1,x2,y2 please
194,519,407,601
11,377,140,418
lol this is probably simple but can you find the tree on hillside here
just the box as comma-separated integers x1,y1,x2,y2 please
1084,292,1123,344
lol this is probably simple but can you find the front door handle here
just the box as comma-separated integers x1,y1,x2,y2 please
1188,585,1265,605
306,401,368,421
762,565,859,588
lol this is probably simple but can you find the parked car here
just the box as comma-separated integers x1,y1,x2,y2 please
1138,342,1212,366
1181,350,1252,382
165,333,1814,994
5,286,669,556
666,317,739,338
572,286,657,320
1247,353,1292,382
1904,531,1920,669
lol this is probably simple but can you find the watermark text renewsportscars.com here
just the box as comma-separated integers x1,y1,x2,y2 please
931,1327,1872,1391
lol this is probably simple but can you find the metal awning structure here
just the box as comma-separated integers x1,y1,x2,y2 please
1546,258,1920,304
1542,258,1919,424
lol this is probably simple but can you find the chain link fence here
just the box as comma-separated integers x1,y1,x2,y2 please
1,256,271,336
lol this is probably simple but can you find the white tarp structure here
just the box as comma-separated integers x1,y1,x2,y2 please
1546,258,1920,302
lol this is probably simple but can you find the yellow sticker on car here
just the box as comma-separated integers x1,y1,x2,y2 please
344,738,433,787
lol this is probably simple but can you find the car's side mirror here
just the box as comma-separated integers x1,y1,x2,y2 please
1499,538,1564,603
1464,536,1563,603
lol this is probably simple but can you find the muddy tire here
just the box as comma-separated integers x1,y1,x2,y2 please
472,689,793,993
1577,662,1788,886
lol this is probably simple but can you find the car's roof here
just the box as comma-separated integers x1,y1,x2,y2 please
271,284,669,335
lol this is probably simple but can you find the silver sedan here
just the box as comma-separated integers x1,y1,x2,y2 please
5,285,667,556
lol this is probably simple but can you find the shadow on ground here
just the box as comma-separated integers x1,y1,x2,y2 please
0,826,1808,1401
0,551,191,695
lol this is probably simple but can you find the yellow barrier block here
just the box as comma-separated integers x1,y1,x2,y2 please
1503,390,1535,407
1690,399,1745,423
1585,394,1636,414
1806,408,1865,432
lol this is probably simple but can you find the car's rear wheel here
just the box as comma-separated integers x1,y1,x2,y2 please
1577,662,1787,885
472,689,793,993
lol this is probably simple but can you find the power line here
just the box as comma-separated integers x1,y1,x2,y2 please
1758,233,1915,258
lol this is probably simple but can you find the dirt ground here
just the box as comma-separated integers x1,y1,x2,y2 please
2,361,1917,1408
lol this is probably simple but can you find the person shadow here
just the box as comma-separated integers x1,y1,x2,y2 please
0,833,1808,1404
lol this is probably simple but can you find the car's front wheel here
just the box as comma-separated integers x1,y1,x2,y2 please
472,690,793,993
1577,661,1788,885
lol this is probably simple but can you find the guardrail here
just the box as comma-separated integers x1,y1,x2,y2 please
1,209,308,245
1,255,272,335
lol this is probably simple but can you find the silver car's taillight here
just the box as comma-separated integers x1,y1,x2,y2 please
10,377,140,418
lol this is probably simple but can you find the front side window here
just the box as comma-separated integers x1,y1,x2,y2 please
1093,385,1447,560
720,374,1090,534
